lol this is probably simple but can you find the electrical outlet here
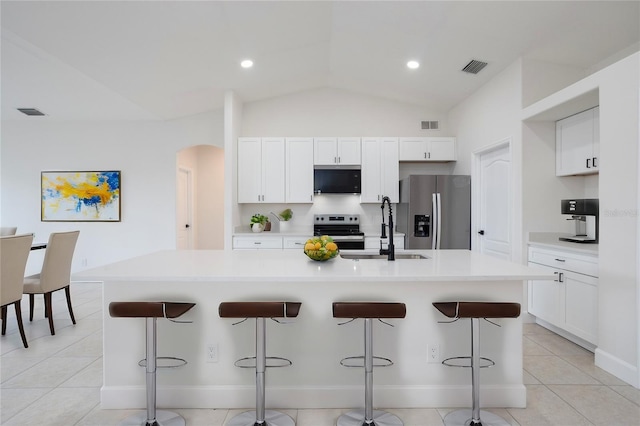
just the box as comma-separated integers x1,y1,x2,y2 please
428,343,440,363
206,343,218,363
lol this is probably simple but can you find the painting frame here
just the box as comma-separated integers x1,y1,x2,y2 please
41,170,121,222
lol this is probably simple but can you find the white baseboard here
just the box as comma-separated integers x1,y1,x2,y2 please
100,384,527,410
595,348,639,388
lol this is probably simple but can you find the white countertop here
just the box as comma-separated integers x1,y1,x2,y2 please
76,249,552,283
528,232,598,255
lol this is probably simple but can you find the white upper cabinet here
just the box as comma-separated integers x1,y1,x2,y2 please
360,137,399,203
556,106,599,176
314,137,361,165
237,137,285,203
399,137,457,162
285,137,314,203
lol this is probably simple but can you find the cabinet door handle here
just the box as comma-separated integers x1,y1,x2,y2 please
593,157,598,167
428,152,431,159
586,158,591,168
424,152,427,159
334,156,337,164
338,156,341,163
254,242,262,245
554,258,566,262
553,271,564,282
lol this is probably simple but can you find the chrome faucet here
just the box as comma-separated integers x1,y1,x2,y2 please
379,196,395,261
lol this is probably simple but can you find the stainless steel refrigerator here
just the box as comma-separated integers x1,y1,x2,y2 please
397,175,471,249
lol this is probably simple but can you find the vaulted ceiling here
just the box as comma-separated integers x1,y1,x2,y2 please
2,1,639,121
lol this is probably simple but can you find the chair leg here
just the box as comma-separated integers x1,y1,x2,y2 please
64,286,76,324
44,292,55,335
14,301,28,348
29,294,34,321
1,305,7,335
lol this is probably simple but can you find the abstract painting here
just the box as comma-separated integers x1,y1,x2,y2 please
41,171,121,221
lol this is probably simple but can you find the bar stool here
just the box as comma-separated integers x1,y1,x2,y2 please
109,301,196,426
219,301,301,426
433,301,521,426
333,302,406,426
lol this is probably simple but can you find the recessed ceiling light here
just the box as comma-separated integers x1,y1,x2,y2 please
241,59,254,69
407,60,420,69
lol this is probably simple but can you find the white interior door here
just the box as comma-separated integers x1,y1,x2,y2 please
177,167,193,249
476,142,512,259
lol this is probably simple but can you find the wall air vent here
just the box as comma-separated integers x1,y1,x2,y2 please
17,108,45,116
461,59,488,74
421,120,440,130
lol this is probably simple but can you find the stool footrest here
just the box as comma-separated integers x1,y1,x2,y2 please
340,355,394,368
234,356,292,369
442,356,495,369
137,356,188,369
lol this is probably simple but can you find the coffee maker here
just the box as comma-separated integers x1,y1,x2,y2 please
559,199,599,243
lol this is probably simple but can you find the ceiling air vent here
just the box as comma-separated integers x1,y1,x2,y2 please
421,120,439,130
17,108,45,116
461,59,488,74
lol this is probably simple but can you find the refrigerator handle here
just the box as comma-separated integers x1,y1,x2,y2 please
436,193,442,250
432,193,437,250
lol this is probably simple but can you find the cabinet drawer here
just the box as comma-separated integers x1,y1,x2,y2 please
283,237,308,249
528,247,598,277
233,236,283,249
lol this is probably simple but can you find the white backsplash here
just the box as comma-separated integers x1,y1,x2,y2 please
238,194,393,235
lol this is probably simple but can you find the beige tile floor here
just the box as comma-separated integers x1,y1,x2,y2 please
1,282,639,425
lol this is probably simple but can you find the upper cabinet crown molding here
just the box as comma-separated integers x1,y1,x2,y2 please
313,137,361,165
398,137,457,162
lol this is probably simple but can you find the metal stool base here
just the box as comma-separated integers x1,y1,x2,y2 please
337,409,403,426
443,409,511,426
225,410,295,426
118,410,185,426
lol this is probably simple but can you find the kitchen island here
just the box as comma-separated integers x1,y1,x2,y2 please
76,249,553,410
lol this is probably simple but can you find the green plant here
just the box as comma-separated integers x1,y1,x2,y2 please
279,208,293,221
250,214,269,226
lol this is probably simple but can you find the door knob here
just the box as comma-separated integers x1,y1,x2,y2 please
478,230,485,235
185,224,190,228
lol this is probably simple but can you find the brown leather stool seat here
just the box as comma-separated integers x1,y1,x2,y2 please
218,301,301,319
333,301,406,319
332,302,406,426
219,301,301,426
433,301,521,426
109,301,195,426
109,301,195,319
432,301,521,320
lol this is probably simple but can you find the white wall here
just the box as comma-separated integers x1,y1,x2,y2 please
447,59,524,263
595,53,639,385
1,109,224,273
237,88,450,233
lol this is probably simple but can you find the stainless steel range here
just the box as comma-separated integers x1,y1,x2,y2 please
313,214,365,250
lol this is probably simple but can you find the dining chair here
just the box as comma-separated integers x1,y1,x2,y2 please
23,230,80,335
1,233,34,348
0,227,18,236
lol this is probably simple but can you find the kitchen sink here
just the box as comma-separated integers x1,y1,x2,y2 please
340,253,429,260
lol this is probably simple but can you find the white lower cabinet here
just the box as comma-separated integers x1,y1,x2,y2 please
528,246,598,345
283,236,308,249
232,236,283,250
